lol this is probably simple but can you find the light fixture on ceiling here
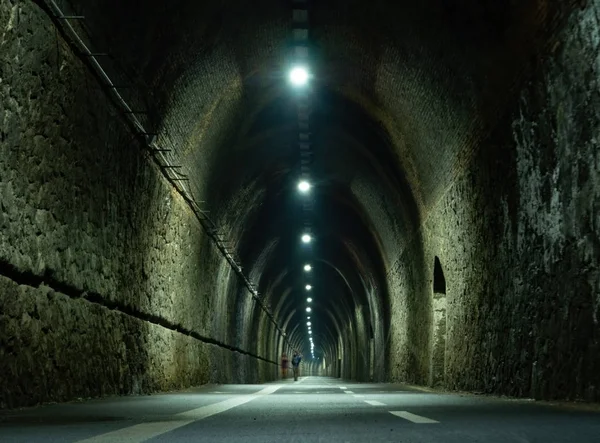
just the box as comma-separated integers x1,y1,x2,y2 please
298,180,310,193
289,66,309,86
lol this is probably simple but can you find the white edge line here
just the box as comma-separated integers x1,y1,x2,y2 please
76,386,282,442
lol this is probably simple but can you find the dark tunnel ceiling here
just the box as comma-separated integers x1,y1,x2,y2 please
68,0,554,357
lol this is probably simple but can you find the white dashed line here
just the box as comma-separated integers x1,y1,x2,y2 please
340,386,347,390
76,385,282,442
344,390,354,394
353,395,364,398
364,400,386,406
390,411,439,423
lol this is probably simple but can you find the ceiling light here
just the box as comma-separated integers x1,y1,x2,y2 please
304,264,312,272
289,66,309,86
298,180,310,193
301,234,312,244
307,297,312,302
305,285,312,291
306,307,312,312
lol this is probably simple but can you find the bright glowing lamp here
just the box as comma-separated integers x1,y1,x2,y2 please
289,66,309,86
298,180,310,193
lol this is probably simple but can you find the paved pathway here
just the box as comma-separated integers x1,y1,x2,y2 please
1,377,599,442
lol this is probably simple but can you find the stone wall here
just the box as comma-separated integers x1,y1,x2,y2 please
387,0,600,401
0,0,277,409
387,230,430,385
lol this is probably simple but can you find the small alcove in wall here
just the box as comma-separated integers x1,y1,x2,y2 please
433,256,446,295
431,256,447,387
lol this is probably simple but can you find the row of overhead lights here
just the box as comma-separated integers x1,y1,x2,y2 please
299,181,315,359
290,64,316,359
305,258,314,358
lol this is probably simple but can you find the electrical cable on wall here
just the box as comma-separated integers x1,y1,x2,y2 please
40,0,290,350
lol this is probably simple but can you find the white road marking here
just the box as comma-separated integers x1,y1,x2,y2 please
364,400,386,406
77,420,190,442
353,395,364,398
76,385,282,442
344,390,354,394
340,386,347,390
390,411,439,424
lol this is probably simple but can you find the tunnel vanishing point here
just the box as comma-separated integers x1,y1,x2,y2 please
1,0,599,409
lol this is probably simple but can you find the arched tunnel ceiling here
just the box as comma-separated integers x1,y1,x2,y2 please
65,0,558,357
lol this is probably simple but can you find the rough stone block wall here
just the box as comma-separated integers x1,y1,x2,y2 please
430,290,447,388
387,0,600,401
0,1,277,409
387,239,431,385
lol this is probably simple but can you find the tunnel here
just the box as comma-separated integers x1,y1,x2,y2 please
1,0,599,415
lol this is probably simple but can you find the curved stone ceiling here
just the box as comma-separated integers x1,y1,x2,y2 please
62,0,557,370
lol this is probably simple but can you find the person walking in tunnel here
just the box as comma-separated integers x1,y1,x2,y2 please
281,353,289,379
291,351,302,381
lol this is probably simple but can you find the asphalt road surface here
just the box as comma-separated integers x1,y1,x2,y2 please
1,377,599,442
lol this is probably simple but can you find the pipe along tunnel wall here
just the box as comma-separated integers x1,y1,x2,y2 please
0,1,286,408
1,0,599,408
